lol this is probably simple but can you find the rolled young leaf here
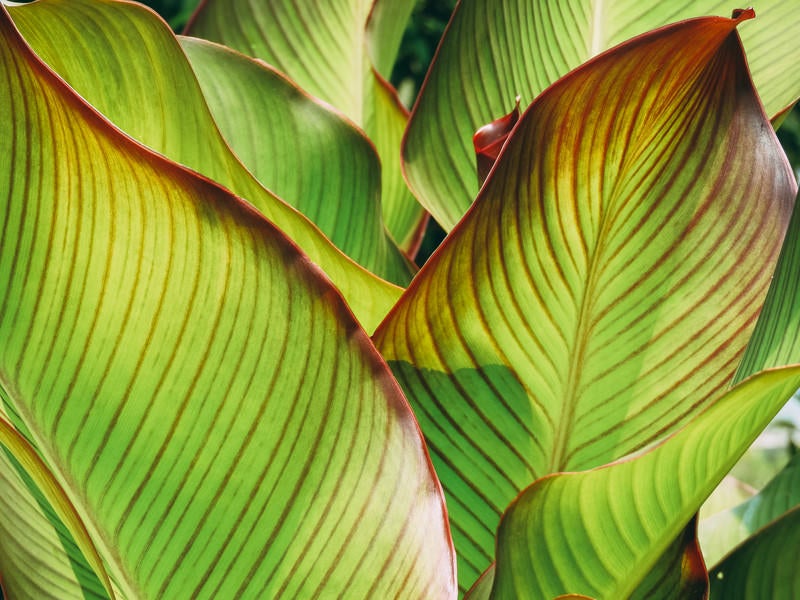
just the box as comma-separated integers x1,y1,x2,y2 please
6,0,405,331
375,11,796,591
404,0,800,230
473,98,520,187
0,3,455,597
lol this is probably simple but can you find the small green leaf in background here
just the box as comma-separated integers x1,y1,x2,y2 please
404,0,800,230
7,0,404,331
185,0,426,254
708,506,800,599
0,3,455,596
375,11,796,591
700,450,800,568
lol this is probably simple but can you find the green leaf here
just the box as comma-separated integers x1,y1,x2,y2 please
177,36,414,282
736,188,800,380
489,368,800,598
0,415,112,600
6,0,403,331
709,505,800,599
0,4,455,596
374,12,796,591
364,0,416,81
405,0,800,230
700,451,800,567
466,517,708,600
186,0,425,253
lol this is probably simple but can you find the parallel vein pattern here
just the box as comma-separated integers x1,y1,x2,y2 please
492,369,800,598
376,15,796,591
186,0,424,254
179,37,412,284
404,0,800,230
7,0,406,330
0,6,454,598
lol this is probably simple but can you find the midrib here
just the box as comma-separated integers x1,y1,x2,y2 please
548,242,604,473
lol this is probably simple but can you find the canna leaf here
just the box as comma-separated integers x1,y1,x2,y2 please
405,0,800,230
0,415,112,600
374,12,796,591
490,368,800,598
177,36,415,280
186,0,425,254
6,0,404,331
708,505,800,599
736,188,800,380
466,517,709,600
699,451,800,567
0,4,455,597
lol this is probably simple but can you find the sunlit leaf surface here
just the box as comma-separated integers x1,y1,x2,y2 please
0,4,455,596
405,0,800,229
490,369,800,598
375,12,796,590
7,0,405,330
186,0,425,252
178,37,414,281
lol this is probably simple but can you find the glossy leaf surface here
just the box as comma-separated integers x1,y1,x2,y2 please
186,0,425,252
709,506,800,599
375,13,795,590
405,0,800,229
7,0,404,331
490,368,800,598
0,5,455,597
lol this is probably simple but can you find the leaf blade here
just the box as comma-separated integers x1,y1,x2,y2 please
0,4,455,596
7,0,404,330
490,368,800,598
405,0,800,229
376,13,796,590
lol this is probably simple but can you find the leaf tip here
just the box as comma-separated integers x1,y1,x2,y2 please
731,7,755,22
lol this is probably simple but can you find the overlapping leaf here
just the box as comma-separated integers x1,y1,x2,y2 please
6,0,405,331
465,517,709,599
490,368,800,598
709,506,800,598
0,416,111,600
700,446,800,567
405,0,800,229
177,36,414,279
0,4,455,597
375,12,796,590
186,0,425,252
736,189,800,380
